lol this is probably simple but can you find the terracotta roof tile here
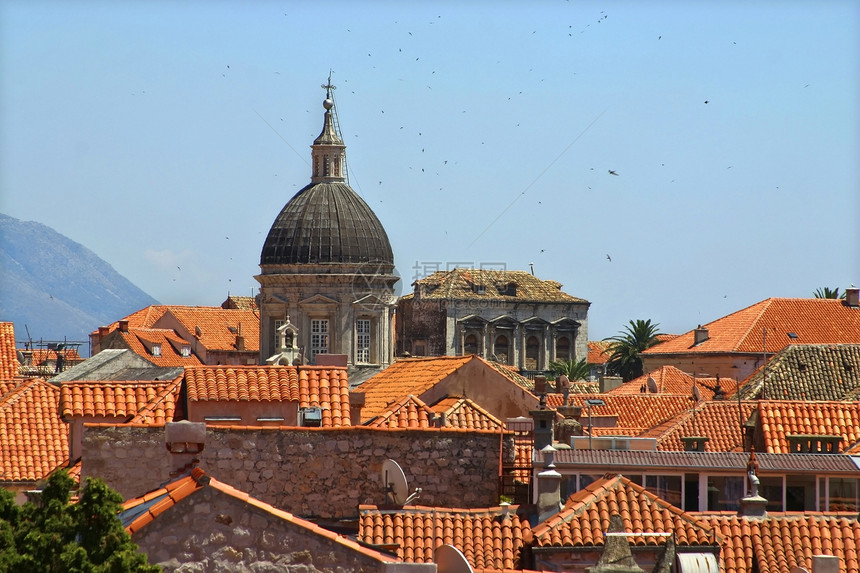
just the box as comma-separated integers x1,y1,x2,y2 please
739,344,860,401
587,341,611,365
643,298,860,356
649,401,758,452
0,323,19,379
59,378,183,420
358,504,530,570
431,397,504,431
221,296,258,310
756,400,860,454
610,365,732,399
356,355,476,420
413,269,588,304
161,307,260,353
184,365,350,427
531,474,719,548
368,395,435,428
127,378,183,425
0,378,68,483
561,394,693,430
113,328,202,367
696,513,860,573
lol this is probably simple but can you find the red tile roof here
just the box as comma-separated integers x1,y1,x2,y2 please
127,378,183,425
413,269,588,304
184,365,351,427
431,397,504,431
0,378,68,483
163,307,260,353
19,348,83,366
111,328,202,367
358,504,531,569
643,298,860,356
0,323,18,379
367,394,435,428
610,365,731,400
122,468,397,564
756,400,860,453
59,378,182,421
356,355,476,420
563,394,694,431
587,341,611,364
531,474,719,548
646,401,758,452
698,513,860,573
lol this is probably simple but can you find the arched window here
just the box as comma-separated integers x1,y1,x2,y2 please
526,335,540,370
464,333,479,355
556,336,571,361
494,335,509,364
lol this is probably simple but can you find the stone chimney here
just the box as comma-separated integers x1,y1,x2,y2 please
534,375,547,395
845,287,860,308
693,325,709,345
536,445,562,522
599,374,623,393
165,421,206,477
235,322,245,351
118,320,129,333
349,392,365,426
681,436,709,452
530,405,556,450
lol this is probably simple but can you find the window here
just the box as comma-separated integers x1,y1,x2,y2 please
310,319,329,361
151,344,161,357
180,345,191,357
464,333,479,355
556,336,571,361
823,477,859,512
645,475,682,507
707,475,744,511
494,335,509,364
273,319,286,354
356,319,371,363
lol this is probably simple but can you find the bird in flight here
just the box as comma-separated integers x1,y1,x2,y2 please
606,254,612,262
608,170,619,176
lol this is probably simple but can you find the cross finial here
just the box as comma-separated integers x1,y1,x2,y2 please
321,70,336,98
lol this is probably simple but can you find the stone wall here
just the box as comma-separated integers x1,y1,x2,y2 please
83,425,512,519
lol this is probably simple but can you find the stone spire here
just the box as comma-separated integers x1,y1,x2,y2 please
310,76,346,183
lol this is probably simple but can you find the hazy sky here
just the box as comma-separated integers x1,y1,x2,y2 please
1,1,858,340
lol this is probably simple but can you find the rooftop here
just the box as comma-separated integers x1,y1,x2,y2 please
412,269,588,304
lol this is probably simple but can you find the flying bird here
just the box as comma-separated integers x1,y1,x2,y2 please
608,170,619,176
606,254,612,262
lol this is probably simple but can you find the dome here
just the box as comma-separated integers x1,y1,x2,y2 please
260,181,394,266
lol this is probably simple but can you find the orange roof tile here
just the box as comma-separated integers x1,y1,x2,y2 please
0,378,68,483
562,394,693,430
413,269,588,304
112,328,202,367
648,401,758,452
531,474,719,548
358,504,531,569
643,298,860,356
123,468,398,564
127,378,183,425
431,397,504,431
587,340,611,365
610,365,733,400
221,295,258,310
19,347,83,365
697,513,860,573
756,400,860,454
185,365,351,427
368,394,435,428
356,355,475,420
161,307,260,353
59,378,182,421
94,305,172,335
0,323,18,379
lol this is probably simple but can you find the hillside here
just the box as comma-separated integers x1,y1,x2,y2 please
0,213,159,354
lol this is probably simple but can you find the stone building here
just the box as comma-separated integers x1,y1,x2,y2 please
396,269,590,371
256,83,398,368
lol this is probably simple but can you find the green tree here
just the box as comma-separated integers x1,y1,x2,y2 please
813,287,846,299
0,470,160,573
549,357,591,382
604,319,663,382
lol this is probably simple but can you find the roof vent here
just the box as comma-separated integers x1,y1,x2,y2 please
299,406,323,427
693,325,709,345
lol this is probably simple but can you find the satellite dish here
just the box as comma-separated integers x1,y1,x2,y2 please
436,544,475,573
382,459,409,506
647,376,658,393
692,385,701,402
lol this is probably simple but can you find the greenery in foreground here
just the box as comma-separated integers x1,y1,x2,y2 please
0,470,159,573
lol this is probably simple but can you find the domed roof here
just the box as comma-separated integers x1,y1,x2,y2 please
260,181,394,266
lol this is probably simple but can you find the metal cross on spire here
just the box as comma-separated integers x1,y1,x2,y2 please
321,70,337,98
320,70,349,184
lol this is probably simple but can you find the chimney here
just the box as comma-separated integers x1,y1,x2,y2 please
680,436,709,452
693,325,709,345
536,445,562,522
98,326,110,337
118,320,129,333
845,287,860,308
165,421,206,477
534,375,547,395
599,374,623,393
530,406,556,450
349,392,365,426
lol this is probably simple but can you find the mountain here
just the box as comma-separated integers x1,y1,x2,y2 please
0,213,159,355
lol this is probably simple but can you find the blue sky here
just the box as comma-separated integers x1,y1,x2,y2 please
1,1,858,340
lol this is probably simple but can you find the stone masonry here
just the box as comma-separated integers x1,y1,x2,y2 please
83,425,512,519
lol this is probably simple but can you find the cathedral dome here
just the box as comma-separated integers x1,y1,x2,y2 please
260,181,394,266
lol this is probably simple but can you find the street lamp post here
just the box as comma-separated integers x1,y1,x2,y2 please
585,398,606,450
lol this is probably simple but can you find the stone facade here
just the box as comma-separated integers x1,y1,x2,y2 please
83,425,511,519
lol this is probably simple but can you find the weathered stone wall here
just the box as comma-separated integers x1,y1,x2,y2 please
83,425,511,519
134,483,410,573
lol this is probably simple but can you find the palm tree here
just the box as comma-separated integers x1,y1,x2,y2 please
549,357,591,382
813,287,846,299
604,319,663,382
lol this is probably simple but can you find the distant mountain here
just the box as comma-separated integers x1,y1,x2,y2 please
0,213,159,355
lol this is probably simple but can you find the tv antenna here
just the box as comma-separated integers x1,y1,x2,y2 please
381,459,421,506
436,544,475,573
